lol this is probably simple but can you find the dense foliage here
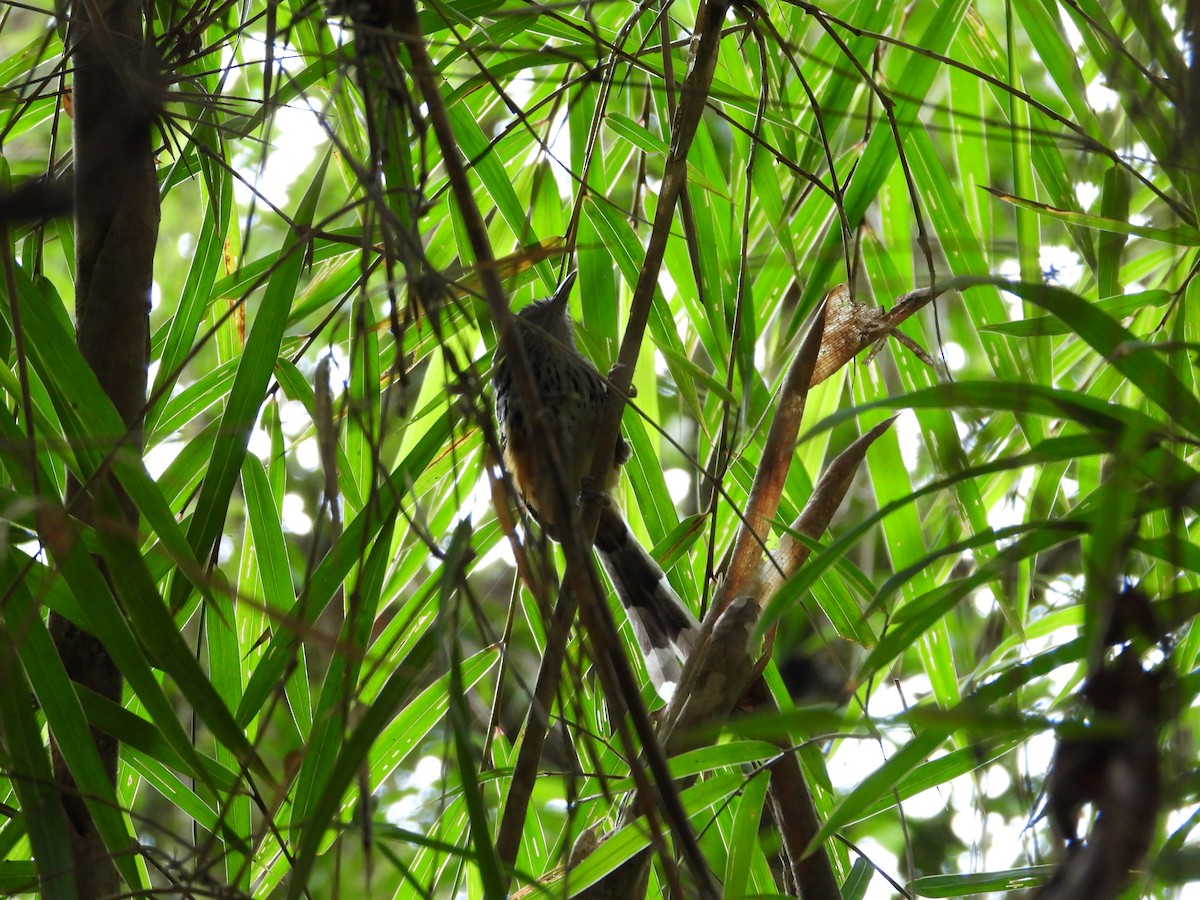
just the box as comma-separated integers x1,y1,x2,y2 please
0,0,1198,896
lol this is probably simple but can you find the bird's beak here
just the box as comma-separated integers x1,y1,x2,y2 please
550,270,578,309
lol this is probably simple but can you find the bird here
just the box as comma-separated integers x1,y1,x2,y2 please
492,271,699,698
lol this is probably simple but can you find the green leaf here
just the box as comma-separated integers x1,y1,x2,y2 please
176,151,330,608
285,646,499,900
806,729,946,856
724,769,770,900
913,866,1054,896
962,279,1200,437
978,290,1171,336
985,188,1200,245
0,624,75,900
0,559,145,892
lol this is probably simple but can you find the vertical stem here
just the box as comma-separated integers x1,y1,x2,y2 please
52,0,159,891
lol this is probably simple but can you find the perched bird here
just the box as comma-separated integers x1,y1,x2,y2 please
493,272,699,697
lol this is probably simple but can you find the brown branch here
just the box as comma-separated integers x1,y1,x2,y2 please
568,1,732,895
582,0,731,497
387,2,579,887
493,577,577,874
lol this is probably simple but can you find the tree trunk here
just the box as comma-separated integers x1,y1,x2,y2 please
53,0,159,892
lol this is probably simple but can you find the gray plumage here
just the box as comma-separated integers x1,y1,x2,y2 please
493,273,699,697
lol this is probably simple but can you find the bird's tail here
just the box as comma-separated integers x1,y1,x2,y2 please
594,505,700,699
